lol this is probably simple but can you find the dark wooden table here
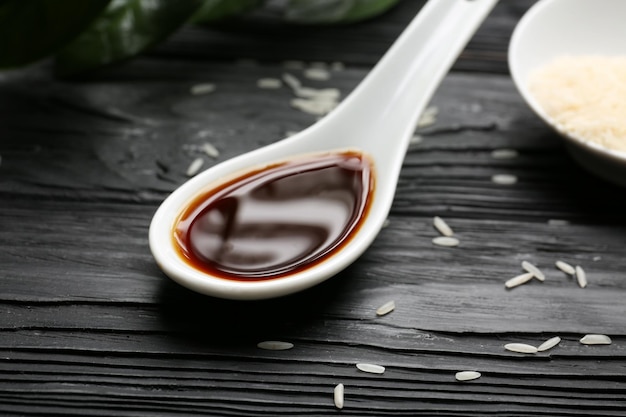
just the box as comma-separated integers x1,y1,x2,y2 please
1,1,625,415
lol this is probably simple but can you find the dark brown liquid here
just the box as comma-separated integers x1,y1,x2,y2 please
173,151,374,281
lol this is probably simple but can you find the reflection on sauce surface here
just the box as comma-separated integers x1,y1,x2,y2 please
173,151,374,281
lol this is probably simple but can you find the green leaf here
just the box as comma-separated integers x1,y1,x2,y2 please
285,0,400,24
55,0,203,77
0,0,110,68
192,0,261,24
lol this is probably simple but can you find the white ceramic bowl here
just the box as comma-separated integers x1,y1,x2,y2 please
509,0,626,186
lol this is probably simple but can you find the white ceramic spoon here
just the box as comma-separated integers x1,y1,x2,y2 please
150,0,498,300
509,0,626,187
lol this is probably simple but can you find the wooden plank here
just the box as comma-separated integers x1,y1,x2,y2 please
4,67,625,218
2,196,625,329
0,348,624,416
1,0,625,415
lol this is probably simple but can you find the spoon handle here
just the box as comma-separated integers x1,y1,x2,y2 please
320,0,498,156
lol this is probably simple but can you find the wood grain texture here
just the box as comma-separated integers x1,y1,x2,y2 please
1,0,625,415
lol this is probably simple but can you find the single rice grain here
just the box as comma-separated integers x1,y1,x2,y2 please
522,260,545,281
294,87,340,100
186,158,204,176
376,300,395,316
201,142,219,158
282,73,302,91
356,363,385,374
555,260,576,275
492,174,518,185
432,236,460,247
333,383,344,409
190,83,216,95
257,78,282,89
504,272,534,289
548,219,570,226
417,106,438,128
491,149,519,159
575,265,588,288
304,67,331,81
433,216,454,237
504,343,538,354
455,371,481,381
537,336,561,352
331,61,345,71
291,98,336,116
580,334,612,345
257,341,294,351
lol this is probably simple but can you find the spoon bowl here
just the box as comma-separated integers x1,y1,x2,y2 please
509,0,626,187
150,0,498,300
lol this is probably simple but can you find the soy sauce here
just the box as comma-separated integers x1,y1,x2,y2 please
173,151,374,281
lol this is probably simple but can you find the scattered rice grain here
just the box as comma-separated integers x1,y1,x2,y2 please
356,363,385,374
491,148,519,159
575,265,588,288
282,73,302,91
522,260,545,281
504,343,538,354
304,67,331,81
537,336,561,352
257,341,294,351
455,371,481,381
580,334,612,345
555,260,575,275
470,103,482,113
382,218,390,228
417,106,438,128
201,142,219,158
410,134,423,145
291,98,336,116
491,174,518,185
333,383,344,409
185,158,204,176
257,78,282,89
376,300,395,317
433,216,454,237
196,130,213,139
593,256,602,261
294,87,340,100
190,83,216,95
331,61,345,71
432,236,460,247
548,219,570,226
285,130,299,137
504,272,534,289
